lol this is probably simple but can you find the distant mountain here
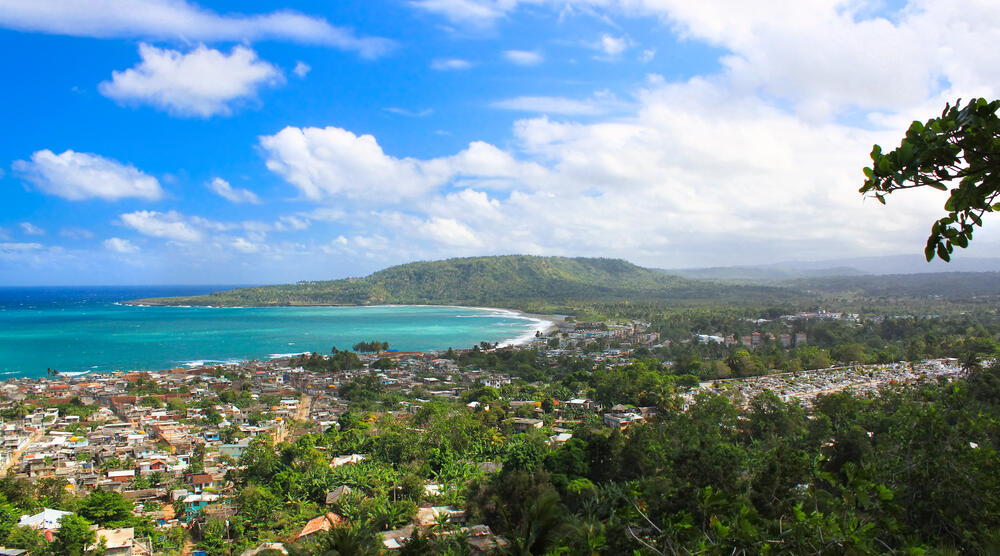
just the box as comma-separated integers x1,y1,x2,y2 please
785,272,1000,300
662,255,1000,282
133,255,799,309
662,265,867,282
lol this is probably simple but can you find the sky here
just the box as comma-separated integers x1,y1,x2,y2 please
1,0,999,285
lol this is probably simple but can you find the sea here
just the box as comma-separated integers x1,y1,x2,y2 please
0,286,551,378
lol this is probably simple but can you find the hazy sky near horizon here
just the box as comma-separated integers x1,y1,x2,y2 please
1,0,999,285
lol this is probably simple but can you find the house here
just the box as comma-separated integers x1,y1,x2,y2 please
88,527,143,556
107,470,135,483
186,473,215,493
331,454,365,467
18,508,72,530
603,412,644,430
324,485,352,505
511,418,543,433
296,513,344,540
183,494,220,519
219,438,251,459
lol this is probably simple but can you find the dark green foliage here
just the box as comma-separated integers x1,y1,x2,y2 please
50,514,96,556
861,98,1000,261
78,489,133,526
291,349,362,372
353,340,389,353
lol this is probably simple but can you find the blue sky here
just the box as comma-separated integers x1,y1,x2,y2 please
1,0,998,285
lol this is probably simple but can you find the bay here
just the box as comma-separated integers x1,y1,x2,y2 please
0,286,548,377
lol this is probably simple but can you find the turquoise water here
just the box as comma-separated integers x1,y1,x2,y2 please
0,286,547,377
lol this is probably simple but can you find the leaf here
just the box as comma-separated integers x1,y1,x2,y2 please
937,243,951,262
877,485,893,501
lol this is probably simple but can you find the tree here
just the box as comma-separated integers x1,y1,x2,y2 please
5,526,48,554
51,514,97,556
78,489,133,526
861,98,1000,261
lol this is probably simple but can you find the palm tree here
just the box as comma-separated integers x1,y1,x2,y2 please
500,490,569,556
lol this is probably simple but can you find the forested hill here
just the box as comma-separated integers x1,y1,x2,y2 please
132,255,799,309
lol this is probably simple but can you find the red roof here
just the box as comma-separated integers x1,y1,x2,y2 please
297,513,344,538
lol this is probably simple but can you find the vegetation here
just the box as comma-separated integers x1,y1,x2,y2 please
132,255,804,311
861,97,1000,261
159,359,1000,555
131,255,1000,321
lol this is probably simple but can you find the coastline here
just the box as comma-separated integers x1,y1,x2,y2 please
6,303,558,379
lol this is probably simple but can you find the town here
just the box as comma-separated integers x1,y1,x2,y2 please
0,317,968,555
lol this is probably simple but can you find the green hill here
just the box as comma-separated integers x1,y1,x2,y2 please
133,255,799,310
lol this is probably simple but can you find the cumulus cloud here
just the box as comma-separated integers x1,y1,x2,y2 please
431,58,474,71
266,71,965,267
260,126,547,201
0,0,393,57
104,237,140,253
100,43,283,117
12,149,163,201
504,49,543,65
595,33,627,56
208,177,261,204
19,222,45,236
120,211,203,242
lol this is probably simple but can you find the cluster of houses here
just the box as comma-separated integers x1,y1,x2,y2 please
685,359,965,408
0,319,956,555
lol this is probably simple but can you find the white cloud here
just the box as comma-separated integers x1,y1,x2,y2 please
60,228,94,240
120,211,203,242
12,149,163,201
504,49,543,65
490,93,624,115
260,126,547,201
99,43,283,118
208,177,261,204
0,0,393,57
431,58,474,71
293,61,311,78
231,237,260,253
410,0,513,26
384,107,434,117
0,242,43,252
639,48,655,62
19,222,45,236
596,33,627,56
104,237,140,253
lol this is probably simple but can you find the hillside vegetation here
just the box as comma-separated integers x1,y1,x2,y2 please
133,255,800,310
134,256,1000,316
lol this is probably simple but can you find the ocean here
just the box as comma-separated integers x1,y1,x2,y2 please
0,286,549,378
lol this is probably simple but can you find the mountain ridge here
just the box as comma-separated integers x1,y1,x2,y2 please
132,255,799,309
